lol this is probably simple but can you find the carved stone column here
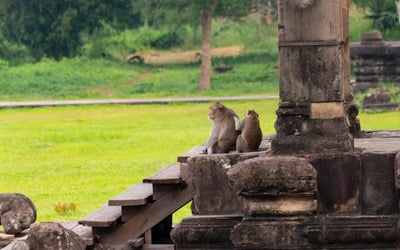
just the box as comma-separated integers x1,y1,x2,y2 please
272,0,354,154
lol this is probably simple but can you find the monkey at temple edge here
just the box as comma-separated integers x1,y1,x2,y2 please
236,110,263,153
203,102,240,154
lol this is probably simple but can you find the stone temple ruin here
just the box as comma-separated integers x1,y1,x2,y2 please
1,0,400,249
351,31,400,92
172,0,400,249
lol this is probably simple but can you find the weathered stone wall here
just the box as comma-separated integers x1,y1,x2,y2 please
351,31,400,92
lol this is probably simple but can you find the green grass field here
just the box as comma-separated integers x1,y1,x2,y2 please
0,100,399,223
0,100,278,223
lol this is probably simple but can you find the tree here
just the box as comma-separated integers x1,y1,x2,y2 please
397,1,400,24
353,0,399,31
0,0,135,60
137,0,252,91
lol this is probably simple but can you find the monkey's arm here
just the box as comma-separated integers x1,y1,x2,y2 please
234,116,241,131
202,130,218,154
236,118,245,132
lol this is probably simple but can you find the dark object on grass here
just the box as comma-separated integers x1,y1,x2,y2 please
214,66,233,73
0,193,36,234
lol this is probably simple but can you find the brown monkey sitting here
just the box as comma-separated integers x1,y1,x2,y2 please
203,102,240,154
236,110,262,153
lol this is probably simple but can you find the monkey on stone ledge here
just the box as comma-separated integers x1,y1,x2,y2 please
236,110,263,153
203,102,240,154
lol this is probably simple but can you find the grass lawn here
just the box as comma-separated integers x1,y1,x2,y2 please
0,51,279,101
0,100,278,223
0,100,399,224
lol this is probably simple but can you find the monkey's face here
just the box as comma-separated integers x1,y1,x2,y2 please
208,102,225,120
208,109,216,120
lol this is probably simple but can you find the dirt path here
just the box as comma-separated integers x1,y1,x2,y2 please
128,45,244,65
88,72,152,97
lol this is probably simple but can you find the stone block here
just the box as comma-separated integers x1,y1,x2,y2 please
188,156,244,215
302,117,350,137
361,152,398,214
272,134,353,154
228,156,317,216
302,215,398,246
310,102,344,119
279,0,343,42
171,215,242,250
231,215,399,249
276,102,310,116
28,222,86,250
279,46,343,103
309,153,361,213
231,217,313,249
274,115,304,136
396,152,400,193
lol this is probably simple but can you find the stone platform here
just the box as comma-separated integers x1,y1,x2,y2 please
172,130,400,249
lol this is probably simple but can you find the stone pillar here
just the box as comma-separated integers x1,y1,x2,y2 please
272,0,354,154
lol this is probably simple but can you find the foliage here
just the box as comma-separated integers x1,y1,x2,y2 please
0,35,32,65
82,26,184,60
54,202,77,214
0,59,8,70
0,57,139,100
0,0,136,60
349,6,374,42
352,0,399,32
0,49,279,100
134,0,252,28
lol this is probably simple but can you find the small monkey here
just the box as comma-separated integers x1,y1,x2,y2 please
236,110,262,153
203,102,240,154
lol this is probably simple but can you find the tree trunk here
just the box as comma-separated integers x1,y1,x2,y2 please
397,1,400,24
198,3,216,91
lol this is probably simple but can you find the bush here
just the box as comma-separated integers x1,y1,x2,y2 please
0,59,9,70
82,25,184,61
150,32,183,49
0,36,32,65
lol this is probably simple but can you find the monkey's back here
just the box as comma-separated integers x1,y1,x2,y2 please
241,117,262,151
214,115,238,153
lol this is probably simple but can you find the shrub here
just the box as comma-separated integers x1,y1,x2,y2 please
0,36,32,65
0,59,9,70
82,26,184,61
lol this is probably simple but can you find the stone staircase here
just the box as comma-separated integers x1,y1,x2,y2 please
69,164,194,250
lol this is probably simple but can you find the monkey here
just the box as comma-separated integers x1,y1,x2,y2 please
203,102,240,154
236,110,263,153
